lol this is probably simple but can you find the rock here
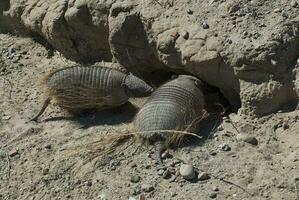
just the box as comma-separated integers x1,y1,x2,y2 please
44,144,52,149
198,172,211,181
236,134,258,145
85,180,92,187
42,168,49,175
187,9,193,14
130,163,137,168
5,0,299,119
209,151,217,156
219,143,231,151
182,31,189,40
212,186,219,191
291,1,298,7
157,169,164,176
179,164,196,180
162,169,171,179
202,22,210,29
274,8,282,13
8,148,18,157
139,194,146,200
161,150,172,159
2,115,11,120
141,184,154,193
130,175,141,183
209,192,217,198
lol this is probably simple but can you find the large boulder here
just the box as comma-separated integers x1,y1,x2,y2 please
2,0,299,117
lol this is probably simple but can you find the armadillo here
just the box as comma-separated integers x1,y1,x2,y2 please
30,65,153,121
133,75,206,167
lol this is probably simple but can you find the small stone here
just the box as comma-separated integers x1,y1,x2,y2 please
274,8,282,13
169,176,176,183
209,151,217,156
187,9,193,14
44,144,52,149
130,175,141,183
139,194,146,200
236,134,258,146
130,163,137,168
202,22,210,29
161,150,172,159
2,115,11,120
291,1,298,7
9,148,18,157
198,172,211,181
282,122,289,130
220,143,231,151
141,184,154,193
133,185,142,195
212,186,219,191
179,164,196,180
42,168,49,175
227,3,240,14
157,169,164,176
209,192,217,198
162,169,171,179
85,180,92,187
182,31,189,40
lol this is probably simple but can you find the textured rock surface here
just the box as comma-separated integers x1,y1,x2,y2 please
2,0,299,116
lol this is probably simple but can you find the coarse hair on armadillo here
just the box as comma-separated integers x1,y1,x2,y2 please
40,65,128,103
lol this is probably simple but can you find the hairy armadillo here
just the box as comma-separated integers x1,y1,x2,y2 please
133,75,206,167
30,65,153,121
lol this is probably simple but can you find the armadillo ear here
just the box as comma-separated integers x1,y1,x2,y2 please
171,74,178,79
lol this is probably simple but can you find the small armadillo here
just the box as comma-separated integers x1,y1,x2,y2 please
30,65,153,121
133,75,206,167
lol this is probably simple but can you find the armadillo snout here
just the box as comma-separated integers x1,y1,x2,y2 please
124,74,153,97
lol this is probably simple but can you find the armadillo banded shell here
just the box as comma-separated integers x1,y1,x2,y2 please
45,66,128,109
134,78,205,140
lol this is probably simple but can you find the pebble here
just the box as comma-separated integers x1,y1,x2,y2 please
198,172,210,181
157,169,164,176
202,22,210,29
212,186,219,191
291,1,298,7
161,150,172,159
2,115,11,120
209,151,217,156
162,169,171,179
182,31,189,40
9,148,19,157
130,163,137,168
236,134,258,146
179,164,196,180
220,143,231,151
44,144,52,149
85,180,92,187
130,175,141,183
141,184,154,193
187,9,193,14
209,192,217,199
274,8,282,13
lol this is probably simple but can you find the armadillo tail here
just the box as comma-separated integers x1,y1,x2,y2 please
155,140,165,168
30,97,52,122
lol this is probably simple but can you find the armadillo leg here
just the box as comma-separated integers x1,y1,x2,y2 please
30,97,51,122
155,140,166,169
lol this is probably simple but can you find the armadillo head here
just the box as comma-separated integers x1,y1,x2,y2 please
123,73,154,97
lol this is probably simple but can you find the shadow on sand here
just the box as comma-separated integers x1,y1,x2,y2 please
43,102,139,129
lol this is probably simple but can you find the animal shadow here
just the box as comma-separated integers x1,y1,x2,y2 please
44,102,138,128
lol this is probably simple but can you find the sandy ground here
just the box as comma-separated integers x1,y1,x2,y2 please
0,33,299,200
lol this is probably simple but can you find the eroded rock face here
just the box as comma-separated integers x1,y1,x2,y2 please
2,0,299,117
